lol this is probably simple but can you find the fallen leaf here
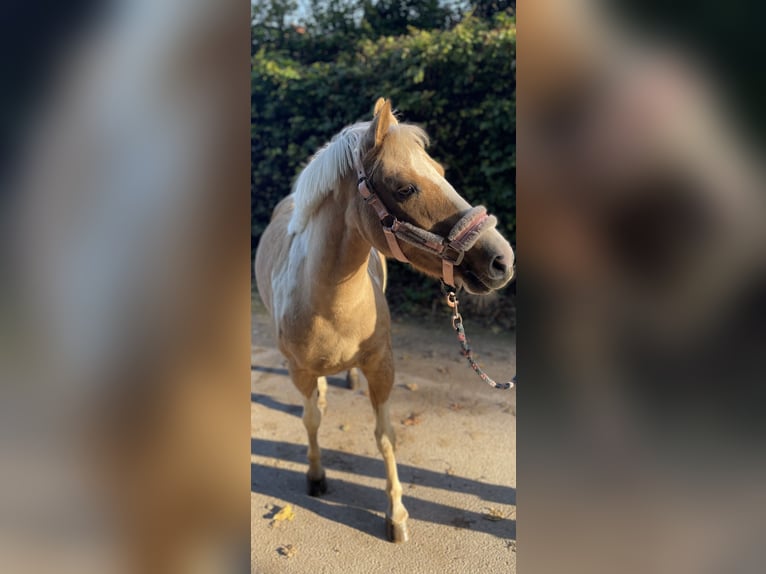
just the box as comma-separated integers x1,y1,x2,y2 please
277,544,297,558
269,505,295,527
401,412,422,426
339,423,351,432
483,507,505,521
404,383,418,392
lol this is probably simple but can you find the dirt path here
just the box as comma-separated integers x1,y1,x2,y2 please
251,297,516,574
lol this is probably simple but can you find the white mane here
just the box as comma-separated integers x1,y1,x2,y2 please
287,122,370,235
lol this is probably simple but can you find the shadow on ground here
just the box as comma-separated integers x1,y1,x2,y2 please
252,437,516,541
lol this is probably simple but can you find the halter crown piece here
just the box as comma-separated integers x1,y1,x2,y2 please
353,148,497,288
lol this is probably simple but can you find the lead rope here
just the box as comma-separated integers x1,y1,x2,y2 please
442,283,515,390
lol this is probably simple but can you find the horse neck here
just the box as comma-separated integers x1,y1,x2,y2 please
299,176,375,307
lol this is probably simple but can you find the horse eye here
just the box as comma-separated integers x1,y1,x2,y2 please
397,184,418,199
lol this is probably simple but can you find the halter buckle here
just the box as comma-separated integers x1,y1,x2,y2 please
441,244,465,266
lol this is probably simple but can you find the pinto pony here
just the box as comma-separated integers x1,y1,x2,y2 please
255,98,514,542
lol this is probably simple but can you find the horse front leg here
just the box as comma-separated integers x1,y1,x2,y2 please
292,369,328,496
361,357,410,543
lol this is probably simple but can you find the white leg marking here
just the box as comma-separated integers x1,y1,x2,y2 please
375,401,409,541
317,376,327,415
303,387,324,481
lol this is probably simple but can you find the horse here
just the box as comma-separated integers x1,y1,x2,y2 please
254,98,514,543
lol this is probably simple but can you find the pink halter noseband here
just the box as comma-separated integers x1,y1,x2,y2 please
354,149,497,287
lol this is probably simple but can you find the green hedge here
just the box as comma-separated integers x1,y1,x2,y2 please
252,11,515,316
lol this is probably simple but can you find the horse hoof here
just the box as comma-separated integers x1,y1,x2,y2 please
385,517,410,543
306,474,327,497
346,369,359,390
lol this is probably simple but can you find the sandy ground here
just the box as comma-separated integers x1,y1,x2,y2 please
251,296,517,574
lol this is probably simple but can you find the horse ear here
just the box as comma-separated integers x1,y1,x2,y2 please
363,98,397,152
374,99,393,145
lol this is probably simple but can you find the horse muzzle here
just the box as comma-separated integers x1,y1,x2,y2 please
458,231,515,294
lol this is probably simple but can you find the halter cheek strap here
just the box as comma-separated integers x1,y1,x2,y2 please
356,178,410,263
354,149,497,287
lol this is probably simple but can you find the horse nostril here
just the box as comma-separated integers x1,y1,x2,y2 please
490,254,510,276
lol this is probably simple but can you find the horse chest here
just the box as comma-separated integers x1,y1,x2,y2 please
277,304,380,374
279,317,369,374
267,232,388,374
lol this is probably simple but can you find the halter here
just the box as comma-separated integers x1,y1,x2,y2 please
354,149,497,287
354,148,515,391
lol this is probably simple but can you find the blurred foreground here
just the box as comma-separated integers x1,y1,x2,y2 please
519,2,766,574
1,1,250,573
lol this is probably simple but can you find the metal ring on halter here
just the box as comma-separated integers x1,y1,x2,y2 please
381,214,397,229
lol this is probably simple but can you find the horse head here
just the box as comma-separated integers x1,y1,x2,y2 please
357,98,514,294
